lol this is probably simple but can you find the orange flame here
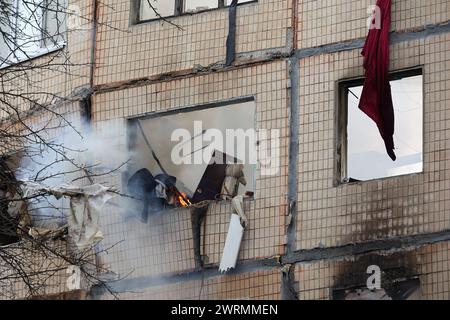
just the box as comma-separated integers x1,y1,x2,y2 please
178,193,192,207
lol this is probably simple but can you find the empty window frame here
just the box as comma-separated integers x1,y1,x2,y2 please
336,68,423,183
135,0,254,23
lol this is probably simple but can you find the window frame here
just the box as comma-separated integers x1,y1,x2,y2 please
132,0,257,25
41,0,66,48
0,0,66,69
335,67,424,186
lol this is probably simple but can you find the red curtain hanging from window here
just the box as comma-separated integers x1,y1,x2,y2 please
359,0,396,161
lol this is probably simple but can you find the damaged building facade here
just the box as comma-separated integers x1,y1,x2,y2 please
1,0,450,300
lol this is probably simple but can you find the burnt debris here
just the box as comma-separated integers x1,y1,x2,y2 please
127,168,180,223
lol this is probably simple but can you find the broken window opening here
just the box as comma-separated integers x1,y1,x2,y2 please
336,68,423,184
333,278,422,300
125,99,256,223
126,100,257,272
134,0,255,23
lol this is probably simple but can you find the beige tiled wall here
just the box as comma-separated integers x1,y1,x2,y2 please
94,0,292,85
297,0,450,49
296,33,450,250
296,242,450,300
100,269,281,300
0,240,71,300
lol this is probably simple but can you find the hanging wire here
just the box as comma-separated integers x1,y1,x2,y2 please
348,88,360,100
347,87,422,155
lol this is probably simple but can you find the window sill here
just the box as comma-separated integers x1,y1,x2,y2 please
336,171,424,187
0,43,66,70
134,1,258,26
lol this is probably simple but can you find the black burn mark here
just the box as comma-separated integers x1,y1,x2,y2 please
342,176,426,244
332,251,420,300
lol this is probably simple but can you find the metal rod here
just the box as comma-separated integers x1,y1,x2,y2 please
136,120,168,175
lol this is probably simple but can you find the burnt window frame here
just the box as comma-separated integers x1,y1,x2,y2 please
335,67,424,186
131,0,258,25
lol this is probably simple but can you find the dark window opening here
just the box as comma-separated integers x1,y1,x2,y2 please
336,68,423,184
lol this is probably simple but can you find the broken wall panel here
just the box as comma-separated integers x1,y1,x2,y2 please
295,241,450,300
94,0,290,85
296,34,450,250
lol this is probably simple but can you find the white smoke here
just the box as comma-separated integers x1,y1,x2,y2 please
15,118,129,229
14,117,199,296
